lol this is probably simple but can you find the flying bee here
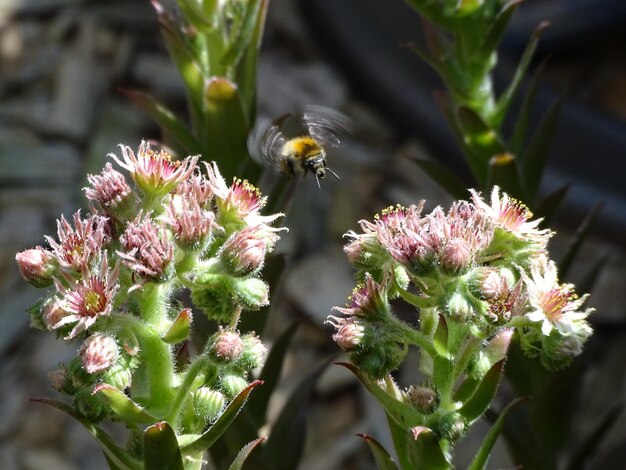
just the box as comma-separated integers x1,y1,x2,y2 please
247,105,351,188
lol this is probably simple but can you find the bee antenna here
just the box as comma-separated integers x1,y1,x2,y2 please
315,175,321,190
327,167,341,181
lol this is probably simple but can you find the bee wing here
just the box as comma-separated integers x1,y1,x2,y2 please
301,105,352,148
247,116,287,171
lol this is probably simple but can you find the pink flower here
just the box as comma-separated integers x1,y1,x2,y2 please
53,257,120,339
80,334,119,374
470,186,551,246
110,141,198,196
119,216,174,283
46,211,109,272
205,162,282,227
479,269,523,322
84,163,132,213
15,246,55,287
330,317,365,351
220,225,283,275
162,194,217,248
333,273,388,319
175,170,214,207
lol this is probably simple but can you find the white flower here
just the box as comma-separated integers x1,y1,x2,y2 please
470,186,551,245
523,255,592,336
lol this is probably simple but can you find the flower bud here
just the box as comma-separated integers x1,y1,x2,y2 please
405,384,440,415
221,225,279,276
331,319,365,351
212,330,244,362
440,238,472,274
191,284,238,324
74,388,109,422
219,373,249,399
66,357,96,391
446,291,474,320
230,277,269,310
15,247,55,288
350,325,407,379
437,412,466,441
85,163,134,217
102,359,134,390
193,387,226,423
80,334,119,374
49,367,71,394
238,334,268,370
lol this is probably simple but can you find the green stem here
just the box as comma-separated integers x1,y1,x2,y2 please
136,282,175,413
452,334,481,382
390,318,439,359
166,357,214,429
396,285,436,309
139,283,168,328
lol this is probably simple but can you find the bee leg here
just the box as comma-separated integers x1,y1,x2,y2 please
326,167,341,181
315,175,321,190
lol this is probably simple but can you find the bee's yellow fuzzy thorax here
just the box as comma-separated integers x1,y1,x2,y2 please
282,136,323,160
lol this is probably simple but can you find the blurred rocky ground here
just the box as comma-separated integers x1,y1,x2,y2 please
1,0,625,469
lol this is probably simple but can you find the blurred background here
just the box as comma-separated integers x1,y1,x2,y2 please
1,0,625,468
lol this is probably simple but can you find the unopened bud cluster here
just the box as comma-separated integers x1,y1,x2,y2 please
16,141,284,430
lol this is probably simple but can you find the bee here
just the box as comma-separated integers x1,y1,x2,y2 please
247,105,351,188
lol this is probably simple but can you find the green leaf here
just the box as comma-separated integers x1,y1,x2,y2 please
121,89,203,157
458,360,504,422
154,15,205,118
176,0,213,31
143,421,184,470
338,363,424,428
408,426,450,470
504,334,550,396
479,0,523,57
386,412,414,470
520,95,562,202
456,106,507,185
29,398,141,470
162,308,192,344
235,0,268,125
93,384,157,425
565,404,622,470
358,433,399,470
486,151,524,199
559,203,603,280
222,0,262,68
411,159,469,200
493,21,550,128
468,397,529,470
203,77,250,179
534,184,569,226
402,42,444,78
228,437,267,470
453,376,479,403
530,363,585,461
246,322,300,426
262,357,332,469
510,58,549,156
433,315,449,358
181,380,263,454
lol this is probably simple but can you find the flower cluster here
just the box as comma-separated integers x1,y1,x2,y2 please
16,141,284,433
331,186,592,374
328,187,593,455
